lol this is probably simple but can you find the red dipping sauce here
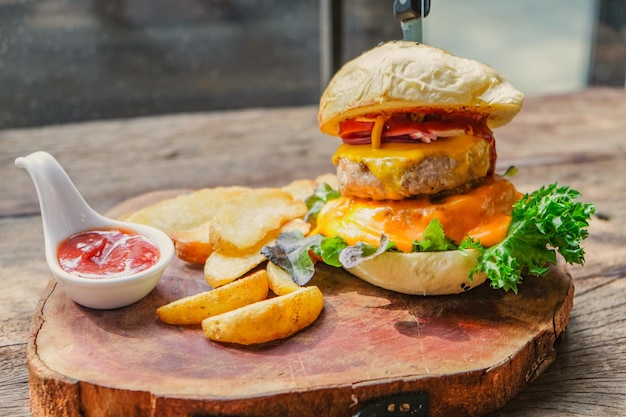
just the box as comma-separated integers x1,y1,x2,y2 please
57,228,160,279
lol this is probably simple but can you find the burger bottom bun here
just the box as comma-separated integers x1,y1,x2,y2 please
347,249,487,296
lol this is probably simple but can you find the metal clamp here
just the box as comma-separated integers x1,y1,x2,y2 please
393,0,431,43
353,391,429,416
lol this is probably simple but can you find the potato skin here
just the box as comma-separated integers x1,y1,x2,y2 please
170,221,213,265
266,261,301,295
157,270,269,325
201,286,324,345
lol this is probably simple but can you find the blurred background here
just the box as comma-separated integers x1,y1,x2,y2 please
0,0,623,129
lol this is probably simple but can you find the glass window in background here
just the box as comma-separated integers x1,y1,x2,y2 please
0,0,620,129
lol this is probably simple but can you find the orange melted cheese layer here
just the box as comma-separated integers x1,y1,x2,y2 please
313,175,521,253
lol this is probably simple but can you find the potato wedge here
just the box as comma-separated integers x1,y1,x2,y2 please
157,270,269,325
202,286,324,345
204,218,311,288
209,188,307,255
170,220,213,264
266,261,300,295
123,186,247,233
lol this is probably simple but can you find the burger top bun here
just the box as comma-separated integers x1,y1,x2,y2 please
319,41,524,136
347,249,488,296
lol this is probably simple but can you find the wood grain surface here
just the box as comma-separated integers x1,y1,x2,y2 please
26,183,575,416
1,88,625,416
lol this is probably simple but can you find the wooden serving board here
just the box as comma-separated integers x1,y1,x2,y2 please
27,192,574,417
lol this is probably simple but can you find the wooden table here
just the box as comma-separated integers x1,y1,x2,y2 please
1,88,625,416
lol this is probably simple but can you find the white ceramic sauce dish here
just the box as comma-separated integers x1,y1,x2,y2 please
15,151,174,309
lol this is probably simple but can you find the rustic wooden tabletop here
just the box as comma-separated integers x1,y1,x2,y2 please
1,88,625,416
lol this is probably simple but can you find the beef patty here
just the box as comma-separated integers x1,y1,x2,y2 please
333,135,491,200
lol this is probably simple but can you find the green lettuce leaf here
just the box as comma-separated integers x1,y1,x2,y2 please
260,231,322,285
468,183,595,293
339,235,396,268
304,183,341,226
314,236,348,267
412,218,457,252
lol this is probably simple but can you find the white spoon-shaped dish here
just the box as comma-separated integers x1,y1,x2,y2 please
15,151,174,309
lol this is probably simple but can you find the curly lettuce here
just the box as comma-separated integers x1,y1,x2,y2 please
262,182,595,292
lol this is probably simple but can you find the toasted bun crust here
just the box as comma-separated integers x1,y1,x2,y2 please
319,41,524,136
347,249,487,295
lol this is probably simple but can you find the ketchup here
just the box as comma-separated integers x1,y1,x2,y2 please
57,228,160,279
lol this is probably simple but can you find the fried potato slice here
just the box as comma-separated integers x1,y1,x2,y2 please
209,188,307,255
123,186,248,233
166,182,316,265
157,270,269,325
201,286,324,345
278,218,311,239
170,220,213,265
266,261,300,295
204,219,311,288
281,175,338,202
281,179,317,202
204,248,267,288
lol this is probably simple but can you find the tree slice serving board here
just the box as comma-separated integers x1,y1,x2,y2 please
27,191,574,417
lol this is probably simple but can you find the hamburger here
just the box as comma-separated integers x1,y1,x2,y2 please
263,41,594,296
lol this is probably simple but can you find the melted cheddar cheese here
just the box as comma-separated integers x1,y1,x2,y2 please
332,135,491,200
312,176,521,252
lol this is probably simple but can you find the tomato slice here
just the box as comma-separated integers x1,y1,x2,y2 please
338,119,374,137
338,112,491,142
336,112,497,175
